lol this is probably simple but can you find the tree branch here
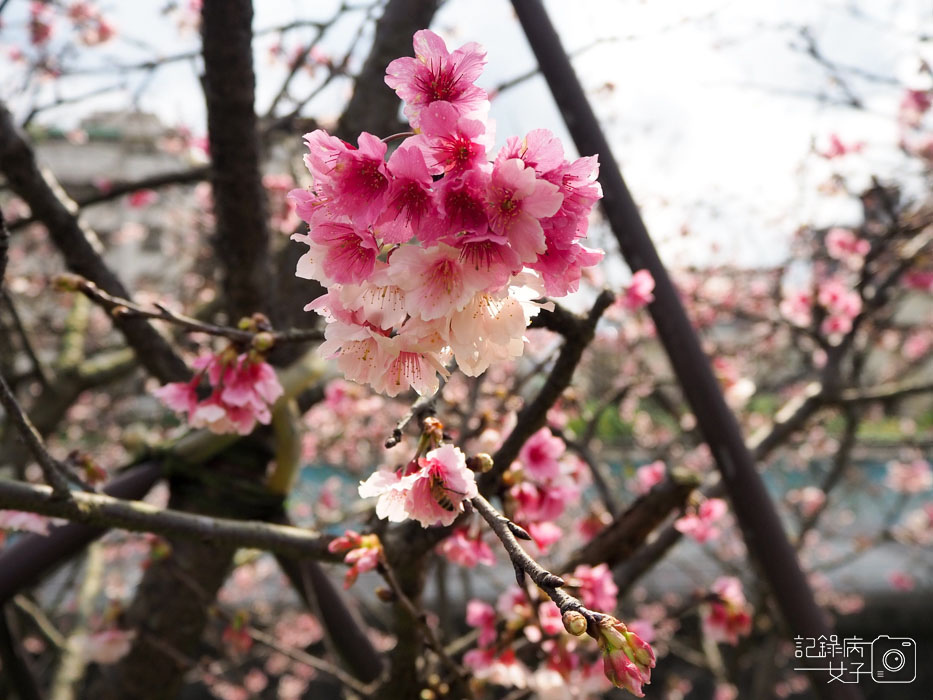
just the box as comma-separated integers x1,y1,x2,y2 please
0,478,337,562
201,0,272,321
483,290,613,488
0,103,189,383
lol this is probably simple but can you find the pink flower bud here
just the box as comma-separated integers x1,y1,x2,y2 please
597,616,655,697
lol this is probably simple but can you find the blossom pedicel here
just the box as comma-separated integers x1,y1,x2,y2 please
290,29,604,398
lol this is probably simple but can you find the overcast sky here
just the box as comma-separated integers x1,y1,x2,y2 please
2,0,931,269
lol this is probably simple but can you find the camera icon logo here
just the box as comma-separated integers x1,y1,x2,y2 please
871,636,916,683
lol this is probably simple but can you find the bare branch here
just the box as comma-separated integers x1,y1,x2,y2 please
0,478,338,561
201,0,272,321
0,103,189,383
64,275,322,346
0,370,75,497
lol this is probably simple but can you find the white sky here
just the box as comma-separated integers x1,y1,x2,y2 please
2,0,932,270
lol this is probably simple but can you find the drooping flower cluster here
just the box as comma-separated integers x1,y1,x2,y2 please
507,426,587,551
290,30,603,397
154,349,284,435
327,530,383,588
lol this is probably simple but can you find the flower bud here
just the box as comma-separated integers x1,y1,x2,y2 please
375,586,396,603
251,331,275,352
597,616,655,697
562,610,587,636
53,273,83,292
467,452,494,473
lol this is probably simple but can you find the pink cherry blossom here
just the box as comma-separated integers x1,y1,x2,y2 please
154,352,283,436
818,133,864,159
377,145,435,244
486,158,563,262
466,599,497,647
359,444,478,527
328,530,382,588
630,460,665,494
885,459,933,494
439,529,495,567
825,227,869,265
621,269,655,310
597,617,655,696
703,577,753,645
306,221,379,285
573,563,618,612
390,243,485,321
674,498,728,543
780,289,813,327
384,29,488,128
888,571,915,591
404,443,479,526
413,101,491,175
518,427,565,481
531,242,604,297
526,521,563,553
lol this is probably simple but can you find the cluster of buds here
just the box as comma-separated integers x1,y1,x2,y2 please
327,530,383,589
290,29,603,398
595,616,656,697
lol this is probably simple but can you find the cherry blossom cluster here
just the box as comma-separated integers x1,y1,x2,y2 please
358,441,478,528
463,588,610,697
674,497,728,543
327,530,383,589
289,29,603,397
154,348,283,436
506,426,588,551
27,1,116,48
702,577,753,646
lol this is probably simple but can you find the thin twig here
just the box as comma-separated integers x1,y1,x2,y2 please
377,552,474,697
472,494,606,633
0,371,74,497
64,275,322,346
384,392,438,448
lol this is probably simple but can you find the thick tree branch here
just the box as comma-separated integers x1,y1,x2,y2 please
0,462,162,604
201,0,272,321
510,4,859,697
0,478,336,562
0,104,188,383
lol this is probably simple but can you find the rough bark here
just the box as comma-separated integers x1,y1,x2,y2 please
201,0,271,323
84,442,282,700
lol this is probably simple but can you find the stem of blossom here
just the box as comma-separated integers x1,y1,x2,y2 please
471,494,611,637
384,388,439,448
